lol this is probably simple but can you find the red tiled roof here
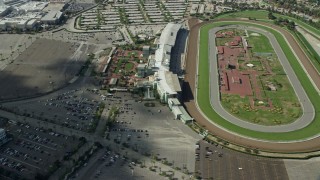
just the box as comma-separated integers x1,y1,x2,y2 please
217,46,224,54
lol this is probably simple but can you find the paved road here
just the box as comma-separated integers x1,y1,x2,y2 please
207,25,314,132
182,18,320,152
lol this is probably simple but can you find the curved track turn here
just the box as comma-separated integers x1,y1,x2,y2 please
182,19,320,153
208,25,314,132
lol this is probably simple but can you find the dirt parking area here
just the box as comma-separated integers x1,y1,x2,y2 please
0,34,31,58
0,39,90,100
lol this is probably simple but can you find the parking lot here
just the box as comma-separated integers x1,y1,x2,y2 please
195,140,289,180
0,122,83,179
49,31,120,46
127,24,165,37
1,89,201,178
70,147,170,180
3,88,107,133
105,92,201,172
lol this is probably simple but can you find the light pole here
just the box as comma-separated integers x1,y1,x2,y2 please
28,36,32,45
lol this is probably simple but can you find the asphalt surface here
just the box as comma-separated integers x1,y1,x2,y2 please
207,25,314,133
0,107,188,180
195,140,289,180
182,18,320,152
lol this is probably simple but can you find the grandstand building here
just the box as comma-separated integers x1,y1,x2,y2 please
148,22,193,123
152,23,182,102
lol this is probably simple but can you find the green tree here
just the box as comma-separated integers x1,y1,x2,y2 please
268,12,277,20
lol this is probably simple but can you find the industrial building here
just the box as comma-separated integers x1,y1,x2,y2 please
0,16,39,31
18,1,48,12
0,0,65,31
41,10,63,24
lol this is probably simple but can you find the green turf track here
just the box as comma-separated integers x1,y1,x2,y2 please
215,10,320,38
215,10,320,73
197,21,320,141
293,31,320,73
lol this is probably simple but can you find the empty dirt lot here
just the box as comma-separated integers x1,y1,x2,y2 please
182,18,320,153
0,38,89,101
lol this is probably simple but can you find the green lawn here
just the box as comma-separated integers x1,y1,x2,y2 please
216,10,269,20
293,31,320,73
115,58,128,73
125,62,134,71
216,10,320,38
198,21,320,141
218,29,301,125
247,31,274,53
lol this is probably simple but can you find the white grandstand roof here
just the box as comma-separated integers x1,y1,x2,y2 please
178,106,193,122
152,23,182,96
158,23,181,46
154,23,181,69
157,70,181,95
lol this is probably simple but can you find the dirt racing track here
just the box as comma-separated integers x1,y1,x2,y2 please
208,25,314,133
182,19,320,153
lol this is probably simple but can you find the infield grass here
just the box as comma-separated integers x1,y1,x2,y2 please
217,29,301,125
198,21,320,141
247,31,274,53
215,10,320,74
216,10,320,38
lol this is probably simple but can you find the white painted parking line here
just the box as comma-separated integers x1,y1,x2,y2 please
20,138,57,151
1,154,41,170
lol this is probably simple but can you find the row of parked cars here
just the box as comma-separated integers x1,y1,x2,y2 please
0,157,25,172
40,88,101,131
